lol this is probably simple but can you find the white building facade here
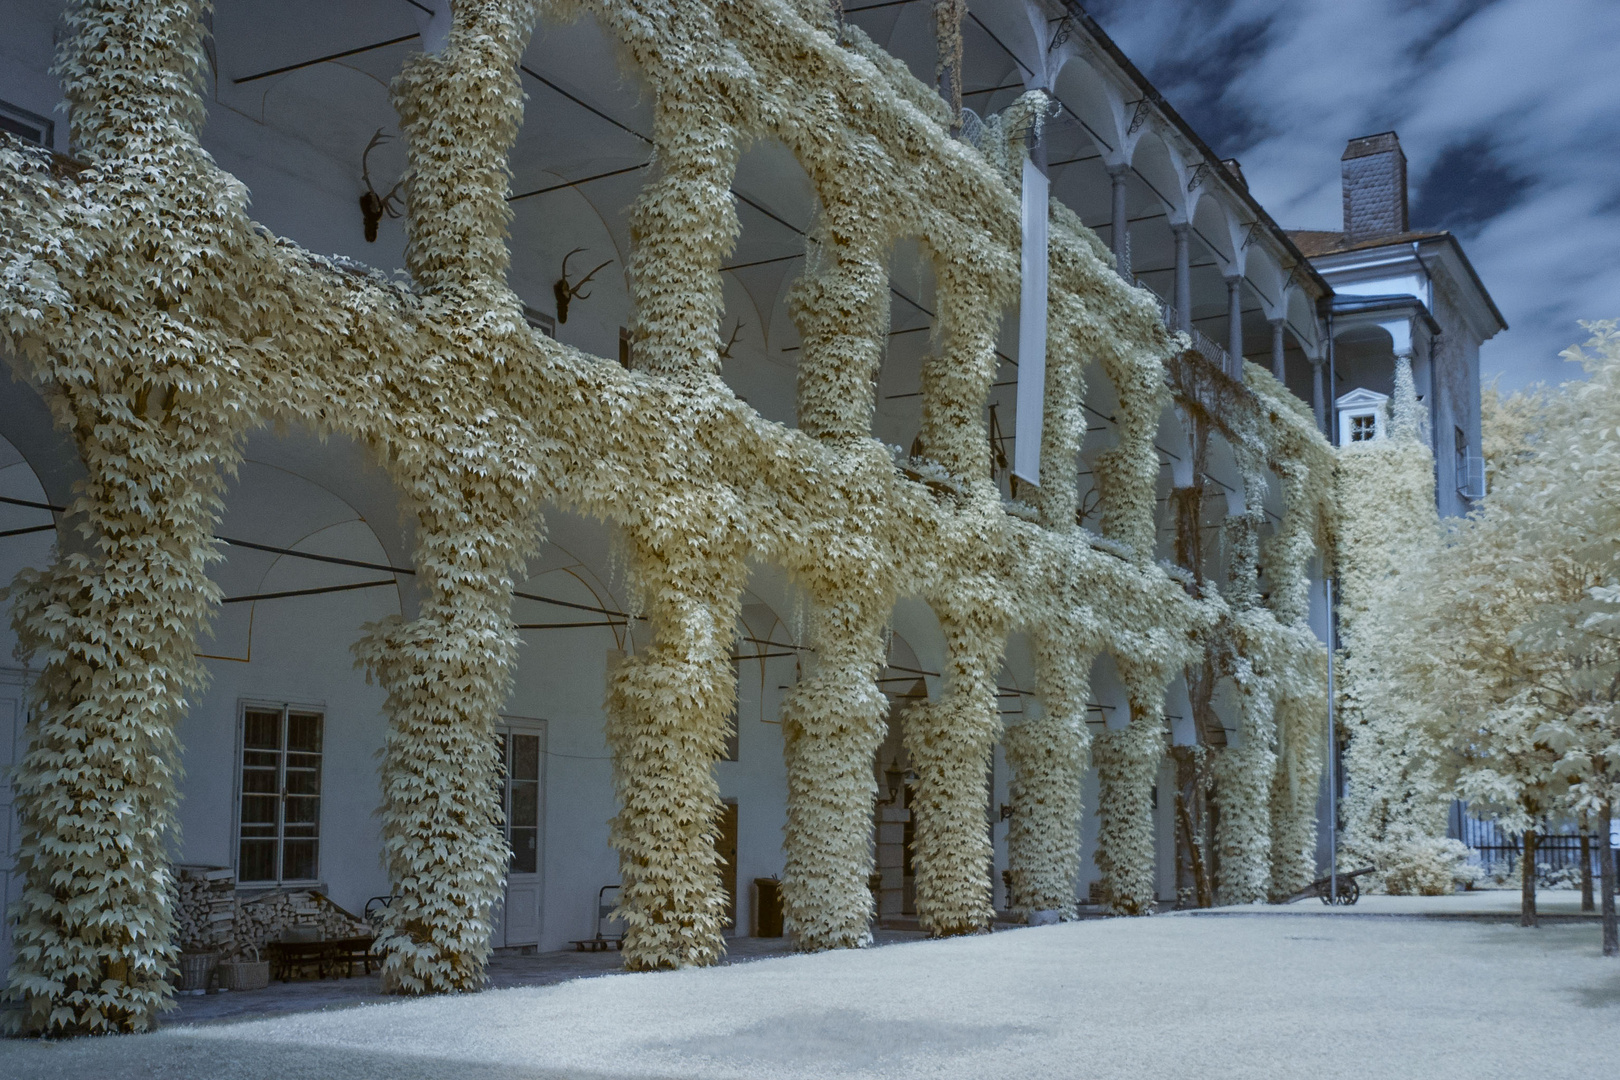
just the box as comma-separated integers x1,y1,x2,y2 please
0,0,1493,989
1293,131,1506,513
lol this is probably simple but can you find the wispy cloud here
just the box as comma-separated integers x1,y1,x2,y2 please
1085,0,1620,389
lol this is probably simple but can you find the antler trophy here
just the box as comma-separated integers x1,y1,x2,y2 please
358,129,404,243
553,248,613,324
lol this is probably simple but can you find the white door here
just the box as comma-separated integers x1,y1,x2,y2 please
492,719,545,949
0,678,27,976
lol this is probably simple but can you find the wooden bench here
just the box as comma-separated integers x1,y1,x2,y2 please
269,936,375,981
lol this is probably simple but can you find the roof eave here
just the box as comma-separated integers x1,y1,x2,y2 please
1062,1,1333,301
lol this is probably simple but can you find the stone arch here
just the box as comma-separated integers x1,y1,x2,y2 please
1050,51,1128,162
0,365,85,519
186,447,404,913
1130,130,1190,224
1192,194,1237,277
0,430,59,668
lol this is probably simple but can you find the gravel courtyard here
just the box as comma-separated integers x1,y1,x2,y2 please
4,907,1615,1080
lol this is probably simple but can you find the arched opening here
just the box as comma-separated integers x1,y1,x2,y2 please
1125,133,1187,302
186,427,406,924
870,626,931,926
1334,324,1398,401
726,135,819,427
0,431,56,976
511,8,654,358
1191,195,1239,356
208,2,416,261
873,236,942,456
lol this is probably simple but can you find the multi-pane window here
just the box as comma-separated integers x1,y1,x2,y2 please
1349,413,1378,442
0,100,53,147
496,731,541,875
239,706,323,883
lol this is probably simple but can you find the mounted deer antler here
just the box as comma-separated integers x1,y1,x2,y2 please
718,319,745,360
553,248,612,324
359,129,404,243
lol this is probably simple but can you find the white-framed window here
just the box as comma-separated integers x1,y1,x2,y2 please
494,728,542,876
1335,388,1390,446
237,703,324,884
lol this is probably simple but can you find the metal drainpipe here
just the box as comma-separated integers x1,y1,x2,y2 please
1325,305,1339,897
1326,308,1337,445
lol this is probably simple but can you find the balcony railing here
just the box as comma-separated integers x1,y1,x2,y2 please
1141,285,1231,375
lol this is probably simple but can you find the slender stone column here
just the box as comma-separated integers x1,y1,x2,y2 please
1172,223,1192,336
1108,163,1131,279
1225,274,1244,379
1311,357,1327,435
1270,318,1287,382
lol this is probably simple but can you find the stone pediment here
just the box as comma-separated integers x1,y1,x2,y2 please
1335,387,1390,411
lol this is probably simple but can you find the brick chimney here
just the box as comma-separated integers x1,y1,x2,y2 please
1341,132,1408,241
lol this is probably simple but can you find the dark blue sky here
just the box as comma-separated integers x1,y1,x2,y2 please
1085,0,1620,389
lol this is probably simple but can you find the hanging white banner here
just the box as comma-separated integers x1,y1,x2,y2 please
1013,153,1049,490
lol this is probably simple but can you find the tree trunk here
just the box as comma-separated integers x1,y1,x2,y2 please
1582,831,1596,912
1520,829,1538,928
1176,792,1212,908
1602,803,1617,957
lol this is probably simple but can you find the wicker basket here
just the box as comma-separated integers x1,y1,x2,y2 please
177,950,219,993
218,945,270,992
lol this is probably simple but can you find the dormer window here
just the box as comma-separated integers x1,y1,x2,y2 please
1335,388,1390,446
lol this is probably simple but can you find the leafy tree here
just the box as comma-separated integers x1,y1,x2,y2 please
1391,323,1620,946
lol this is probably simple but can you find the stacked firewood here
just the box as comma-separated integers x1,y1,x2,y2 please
171,865,237,953
234,890,369,954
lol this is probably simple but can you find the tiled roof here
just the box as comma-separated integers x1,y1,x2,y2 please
1286,228,1450,258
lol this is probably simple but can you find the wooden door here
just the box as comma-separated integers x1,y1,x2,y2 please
493,720,545,949
717,800,738,933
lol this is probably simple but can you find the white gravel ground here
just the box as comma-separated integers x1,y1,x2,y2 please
5,912,1616,1080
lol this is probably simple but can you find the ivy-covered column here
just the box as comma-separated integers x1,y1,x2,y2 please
626,86,740,381
903,613,1006,935
606,534,749,968
353,0,544,994
778,220,897,950
907,250,1013,936
1269,693,1326,900
1211,661,1278,904
1090,338,1167,563
1093,669,1169,915
779,598,892,949
6,408,236,1034
1004,632,1092,918
0,0,259,1034
1263,459,1328,900
355,483,532,993
1004,290,1092,919
1212,464,1279,905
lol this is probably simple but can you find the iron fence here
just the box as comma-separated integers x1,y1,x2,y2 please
1450,801,1609,885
